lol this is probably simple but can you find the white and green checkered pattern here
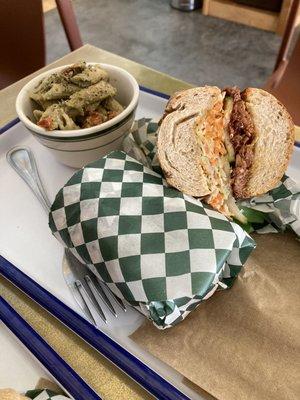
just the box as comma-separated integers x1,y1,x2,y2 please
240,175,300,237
26,389,69,399
49,149,255,328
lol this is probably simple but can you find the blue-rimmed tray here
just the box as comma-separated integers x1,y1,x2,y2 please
0,87,299,400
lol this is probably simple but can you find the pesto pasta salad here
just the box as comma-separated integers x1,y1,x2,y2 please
30,61,124,131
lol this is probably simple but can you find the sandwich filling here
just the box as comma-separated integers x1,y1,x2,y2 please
225,87,256,198
194,100,246,222
194,101,229,213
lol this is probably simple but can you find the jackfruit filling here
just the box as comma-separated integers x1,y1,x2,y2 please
224,87,256,198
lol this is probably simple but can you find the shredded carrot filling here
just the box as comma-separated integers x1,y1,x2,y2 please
204,102,227,161
208,193,223,208
201,102,228,211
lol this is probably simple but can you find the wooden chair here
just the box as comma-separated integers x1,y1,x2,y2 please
0,0,82,89
264,0,300,125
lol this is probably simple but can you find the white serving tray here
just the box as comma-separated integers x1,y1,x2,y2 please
1,87,299,400
0,297,101,399
0,323,50,391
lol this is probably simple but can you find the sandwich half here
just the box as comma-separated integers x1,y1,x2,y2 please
157,86,294,220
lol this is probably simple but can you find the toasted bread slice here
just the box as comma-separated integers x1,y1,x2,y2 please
157,86,223,198
237,88,295,198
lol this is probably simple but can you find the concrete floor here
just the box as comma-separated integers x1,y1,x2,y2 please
45,0,281,89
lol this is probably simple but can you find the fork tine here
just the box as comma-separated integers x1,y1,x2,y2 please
75,280,107,324
114,296,127,312
85,275,117,317
99,281,127,312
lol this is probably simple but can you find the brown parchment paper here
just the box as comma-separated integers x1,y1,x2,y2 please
131,233,300,400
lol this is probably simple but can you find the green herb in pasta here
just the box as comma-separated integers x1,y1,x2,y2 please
65,80,117,115
71,64,109,87
30,61,124,131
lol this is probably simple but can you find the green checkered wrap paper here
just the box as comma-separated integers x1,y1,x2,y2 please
130,119,300,237
25,389,69,399
239,175,300,236
49,150,255,329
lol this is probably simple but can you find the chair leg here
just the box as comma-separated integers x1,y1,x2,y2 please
264,60,289,91
274,0,300,71
55,0,83,51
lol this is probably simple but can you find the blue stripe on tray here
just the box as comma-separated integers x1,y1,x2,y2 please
0,294,102,400
139,85,170,100
0,256,190,400
0,117,20,134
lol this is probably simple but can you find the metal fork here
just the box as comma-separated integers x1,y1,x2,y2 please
6,146,126,327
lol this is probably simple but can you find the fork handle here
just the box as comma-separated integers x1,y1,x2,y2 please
6,146,51,213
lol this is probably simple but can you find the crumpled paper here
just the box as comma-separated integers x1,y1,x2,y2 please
240,175,300,236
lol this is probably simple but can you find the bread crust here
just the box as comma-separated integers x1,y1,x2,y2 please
239,88,295,198
158,109,210,197
157,86,223,197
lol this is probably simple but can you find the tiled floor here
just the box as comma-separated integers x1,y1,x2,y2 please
45,0,281,88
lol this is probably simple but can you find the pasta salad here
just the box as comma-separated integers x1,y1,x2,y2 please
30,61,124,131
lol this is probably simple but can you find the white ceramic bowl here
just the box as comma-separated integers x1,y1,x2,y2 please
16,63,139,168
